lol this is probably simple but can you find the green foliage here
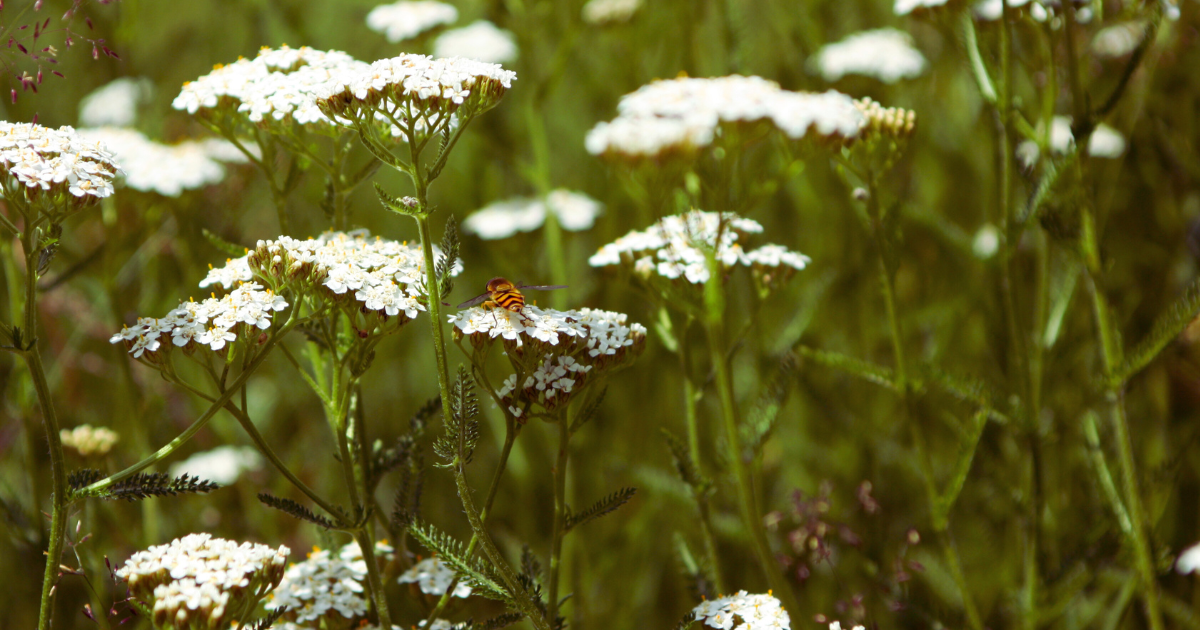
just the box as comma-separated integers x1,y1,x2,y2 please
564,487,637,531
256,493,336,530
433,367,480,465
408,520,511,601
797,345,898,391
200,228,247,258
1116,279,1200,386
740,351,797,453
71,472,219,503
437,216,461,300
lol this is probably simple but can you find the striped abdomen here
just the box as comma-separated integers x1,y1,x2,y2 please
491,288,525,312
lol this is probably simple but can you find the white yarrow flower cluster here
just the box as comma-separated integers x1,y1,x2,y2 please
117,533,289,629
586,76,863,161
77,127,228,197
692,591,791,630
1178,542,1200,574
109,283,288,358
432,21,519,64
266,541,389,624
173,45,370,129
590,210,808,286
812,29,927,84
169,445,263,486
582,0,643,25
463,189,602,239
367,0,458,42
231,230,458,324
60,424,119,457
398,557,473,598
0,122,122,202
78,77,152,128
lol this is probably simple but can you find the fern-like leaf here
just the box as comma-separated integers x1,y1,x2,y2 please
437,216,460,299
915,363,1010,424
90,473,219,502
408,521,510,601
796,346,898,391
434,367,480,465
257,493,336,530
390,450,425,529
67,468,103,491
201,228,248,258
569,387,607,435
243,607,288,630
741,352,796,453
1116,279,1200,386
565,487,637,531
661,429,708,493
374,182,417,216
480,612,524,630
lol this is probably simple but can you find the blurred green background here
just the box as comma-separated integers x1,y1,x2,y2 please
2,0,1200,628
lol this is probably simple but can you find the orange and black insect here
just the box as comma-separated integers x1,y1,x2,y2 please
457,277,568,313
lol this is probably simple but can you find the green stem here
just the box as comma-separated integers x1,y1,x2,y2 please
702,255,793,610
679,317,723,592
353,527,394,629
424,419,516,624
548,416,570,623
415,214,456,430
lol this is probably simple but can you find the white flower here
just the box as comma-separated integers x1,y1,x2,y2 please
398,557,473,598
267,542,380,623
433,21,519,64
78,77,151,128
0,122,122,201
1091,22,1145,59
367,1,458,42
972,224,1001,259
463,189,602,240
974,0,1049,22
1088,123,1126,159
828,623,866,630
117,533,289,628
1178,542,1200,574
77,127,228,197
812,29,926,84
586,76,863,160
582,0,642,25
692,591,791,630
60,425,119,457
894,0,951,15
111,285,288,358
168,446,263,486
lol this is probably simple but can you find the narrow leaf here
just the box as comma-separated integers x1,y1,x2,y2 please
1116,279,1200,385
796,346,898,391
565,487,637,531
201,228,247,258
257,493,335,530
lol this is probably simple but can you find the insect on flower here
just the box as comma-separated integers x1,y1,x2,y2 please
457,277,567,313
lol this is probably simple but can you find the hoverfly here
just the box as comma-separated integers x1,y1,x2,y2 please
457,277,568,313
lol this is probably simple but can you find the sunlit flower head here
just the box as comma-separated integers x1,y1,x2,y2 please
463,189,603,240
582,0,643,25
169,446,263,486
173,45,370,129
586,76,863,162
60,424,119,457
78,77,152,128
367,0,458,42
398,557,473,598
1091,22,1145,59
0,122,122,210
266,541,386,625
812,29,926,84
590,210,808,287
432,20,519,64
77,127,228,197
116,533,289,629
692,590,791,630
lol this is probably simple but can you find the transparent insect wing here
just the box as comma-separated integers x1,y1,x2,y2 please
516,284,569,291
457,292,493,309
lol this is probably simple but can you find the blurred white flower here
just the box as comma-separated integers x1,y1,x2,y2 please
894,0,951,15
1017,117,1126,167
587,76,863,160
1091,22,1145,59
79,77,152,128
398,557,472,598
1177,542,1200,574
463,189,602,240
972,224,1000,259
582,0,642,25
812,29,927,83
267,543,375,624
433,21,519,64
60,425,119,457
974,0,1050,22
77,127,228,197
828,623,865,630
692,590,791,629
196,137,261,163
1088,123,1126,158
367,1,458,42
169,445,263,486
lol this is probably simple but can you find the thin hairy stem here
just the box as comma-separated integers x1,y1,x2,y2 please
548,415,571,623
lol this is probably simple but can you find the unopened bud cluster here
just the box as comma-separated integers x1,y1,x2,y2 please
60,425,119,457
853,98,917,141
116,533,289,630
